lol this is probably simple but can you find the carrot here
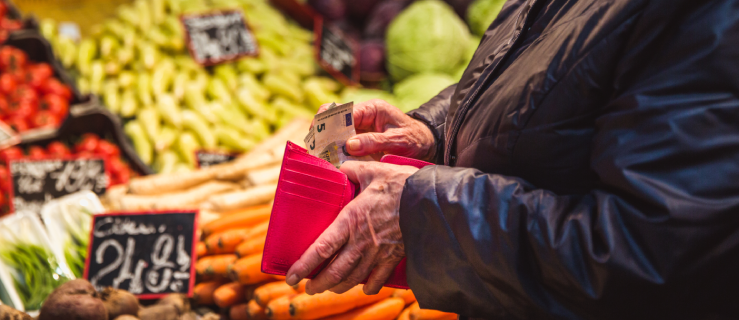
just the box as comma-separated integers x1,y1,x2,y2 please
398,302,420,320
201,204,272,237
292,279,308,293
196,242,207,258
230,302,250,320
247,220,270,238
192,280,227,305
410,308,458,320
247,299,268,320
196,254,237,277
289,285,395,319
254,281,298,308
392,289,417,305
320,297,406,320
228,253,274,285
265,293,297,320
204,228,250,254
213,282,246,308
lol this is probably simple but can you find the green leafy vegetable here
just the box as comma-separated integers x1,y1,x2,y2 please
394,73,456,112
1,244,71,310
386,0,472,81
467,0,506,37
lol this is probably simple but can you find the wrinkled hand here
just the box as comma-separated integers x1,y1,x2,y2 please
285,161,419,295
314,99,436,161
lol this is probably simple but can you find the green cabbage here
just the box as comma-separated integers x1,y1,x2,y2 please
386,0,471,81
467,0,506,36
395,73,456,112
340,88,399,107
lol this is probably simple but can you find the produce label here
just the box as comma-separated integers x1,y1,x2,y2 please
314,17,359,86
181,10,259,66
84,211,198,299
0,120,20,149
8,157,108,213
195,150,238,168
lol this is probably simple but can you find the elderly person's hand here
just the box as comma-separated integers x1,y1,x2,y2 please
284,160,419,295
314,99,436,161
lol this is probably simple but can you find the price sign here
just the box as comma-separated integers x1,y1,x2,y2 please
8,157,108,213
84,211,198,299
314,17,359,86
181,10,259,66
0,121,20,149
196,150,238,168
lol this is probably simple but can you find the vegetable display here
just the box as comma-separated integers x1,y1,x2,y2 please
467,0,506,37
42,0,342,174
0,44,73,134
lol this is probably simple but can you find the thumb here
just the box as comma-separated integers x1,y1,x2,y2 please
345,132,393,156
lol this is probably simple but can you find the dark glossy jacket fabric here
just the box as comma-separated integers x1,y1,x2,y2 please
399,0,739,319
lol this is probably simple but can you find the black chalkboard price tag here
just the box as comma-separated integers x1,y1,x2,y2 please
181,10,259,66
196,150,238,168
314,17,359,86
0,120,20,149
8,157,108,213
84,211,198,299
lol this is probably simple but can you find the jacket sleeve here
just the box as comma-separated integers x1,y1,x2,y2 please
407,84,457,164
399,3,739,320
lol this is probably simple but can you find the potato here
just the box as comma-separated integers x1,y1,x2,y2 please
39,291,108,320
157,293,190,315
139,304,179,320
0,305,32,320
114,316,140,320
179,312,197,320
100,287,140,319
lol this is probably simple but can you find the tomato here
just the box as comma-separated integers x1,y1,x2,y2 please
46,141,71,157
0,46,26,72
7,98,36,120
0,192,6,209
0,165,9,193
0,146,22,163
0,18,22,31
75,133,100,153
116,167,131,185
30,111,59,129
11,84,39,106
40,78,72,101
0,2,7,18
0,30,8,44
25,63,54,89
76,151,95,159
27,146,46,160
105,156,125,175
96,140,120,159
0,96,9,117
0,73,16,94
39,94,68,117
3,116,27,133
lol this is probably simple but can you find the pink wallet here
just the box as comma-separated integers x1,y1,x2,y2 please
261,141,432,289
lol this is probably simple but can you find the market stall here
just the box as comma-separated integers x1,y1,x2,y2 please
0,0,502,318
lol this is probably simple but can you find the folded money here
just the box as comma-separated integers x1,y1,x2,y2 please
309,101,372,168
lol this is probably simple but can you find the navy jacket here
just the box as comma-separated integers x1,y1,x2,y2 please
400,0,739,319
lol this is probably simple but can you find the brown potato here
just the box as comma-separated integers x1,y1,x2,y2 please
100,287,140,320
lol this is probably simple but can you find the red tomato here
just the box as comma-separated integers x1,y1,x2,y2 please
105,156,125,175
0,146,22,163
0,2,7,18
0,96,9,117
75,134,100,153
116,167,131,185
0,18,22,31
40,78,71,101
25,63,54,89
0,192,6,208
0,165,9,193
0,30,8,45
3,116,27,133
0,73,16,94
7,98,36,120
27,146,46,160
39,94,68,117
0,46,26,72
11,84,39,106
30,111,59,129
96,140,120,159
46,141,71,157
75,151,95,159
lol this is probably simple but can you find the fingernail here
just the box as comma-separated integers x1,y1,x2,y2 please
347,138,361,152
286,274,299,286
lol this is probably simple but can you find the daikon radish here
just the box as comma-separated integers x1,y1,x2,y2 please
202,184,277,212
119,181,239,210
214,153,279,181
128,168,217,195
246,165,282,186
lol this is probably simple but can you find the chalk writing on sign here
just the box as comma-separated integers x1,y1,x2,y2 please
315,18,358,85
182,10,258,65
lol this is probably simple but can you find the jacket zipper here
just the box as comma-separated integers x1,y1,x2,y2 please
445,0,542,166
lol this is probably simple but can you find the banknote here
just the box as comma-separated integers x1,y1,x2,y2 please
312,101,372,168
304,102,335,155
